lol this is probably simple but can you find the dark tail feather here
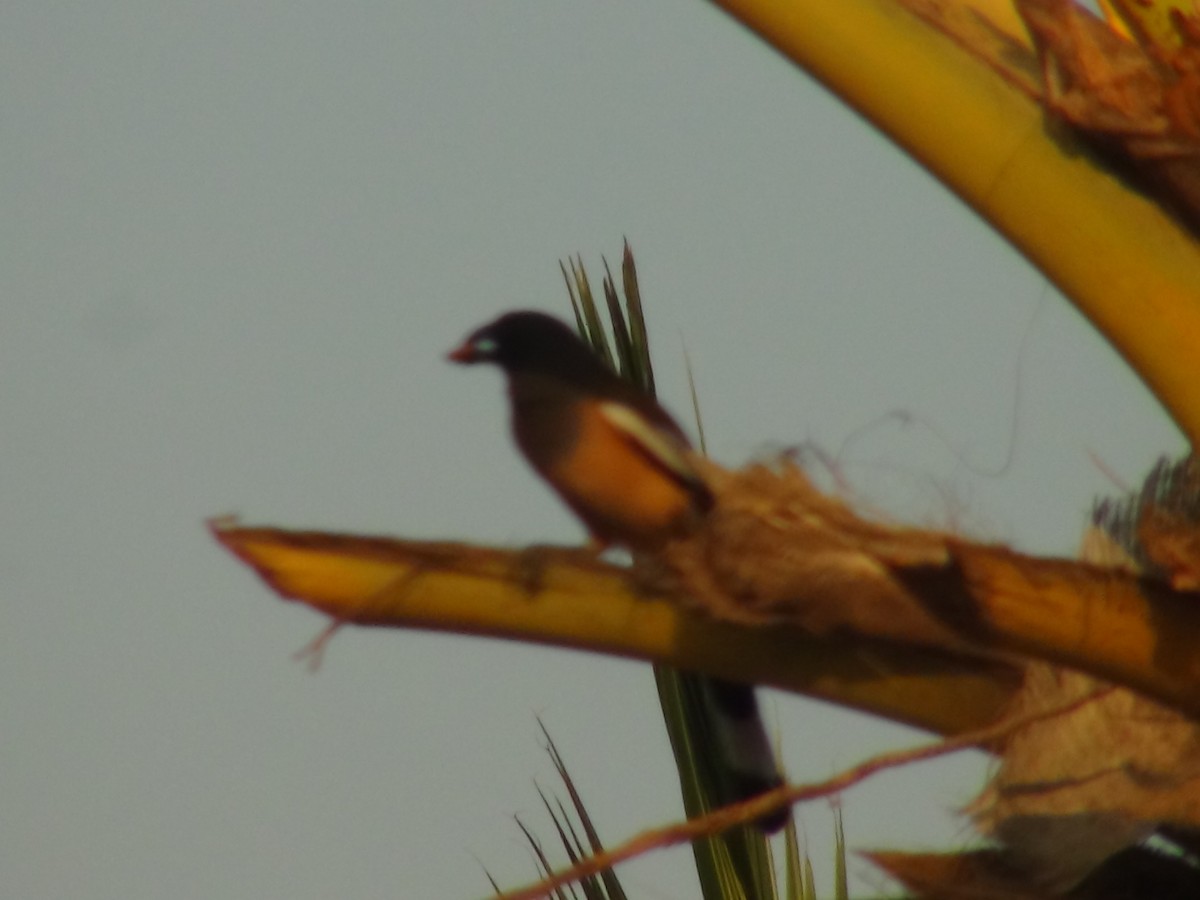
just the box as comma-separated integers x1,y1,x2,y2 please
699,677,788,833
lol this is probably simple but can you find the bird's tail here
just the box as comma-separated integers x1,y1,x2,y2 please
695,676,788,833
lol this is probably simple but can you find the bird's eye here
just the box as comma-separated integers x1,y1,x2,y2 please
473,337,498,356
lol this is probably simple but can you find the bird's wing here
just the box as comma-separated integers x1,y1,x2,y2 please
597,400,710,501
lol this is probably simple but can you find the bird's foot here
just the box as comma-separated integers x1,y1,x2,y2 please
512,542,608,593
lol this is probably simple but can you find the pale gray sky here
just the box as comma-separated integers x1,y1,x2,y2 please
3,2,1184,898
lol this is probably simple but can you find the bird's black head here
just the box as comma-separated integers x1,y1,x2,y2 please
448,311,607,382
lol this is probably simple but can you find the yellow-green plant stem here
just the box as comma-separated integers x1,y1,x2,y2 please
709,0,1200,448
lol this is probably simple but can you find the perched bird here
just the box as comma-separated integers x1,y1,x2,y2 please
449,310,786,831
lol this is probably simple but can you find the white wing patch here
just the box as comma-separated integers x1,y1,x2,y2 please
597,401,699,486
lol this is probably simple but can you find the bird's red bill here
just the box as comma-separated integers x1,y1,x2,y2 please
447,341,477,363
